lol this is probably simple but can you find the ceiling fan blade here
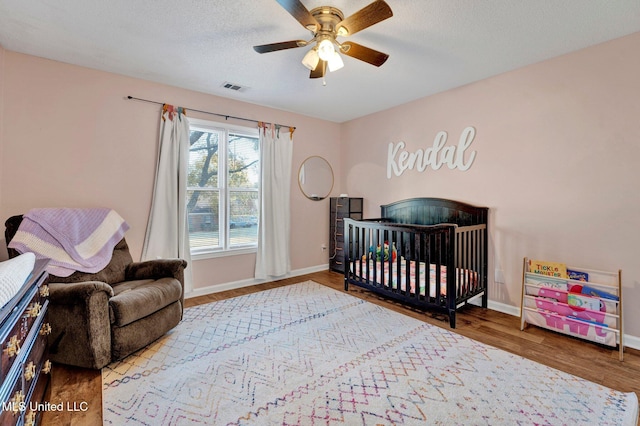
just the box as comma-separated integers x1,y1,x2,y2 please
253,40,306,54
337,0,393,36
276,0,319,31
309,60,326,79
340,42,389,67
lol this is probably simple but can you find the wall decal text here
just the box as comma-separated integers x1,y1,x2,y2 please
387,126,477,179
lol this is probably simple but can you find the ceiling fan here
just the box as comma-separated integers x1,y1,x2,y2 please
253,0,393,79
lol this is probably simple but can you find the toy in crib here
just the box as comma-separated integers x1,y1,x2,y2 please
363,241,397,261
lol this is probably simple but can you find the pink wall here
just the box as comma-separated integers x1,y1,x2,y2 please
2,32,639,338
341,32,640,337
0,50,341,290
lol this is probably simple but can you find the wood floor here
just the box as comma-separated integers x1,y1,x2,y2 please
42,270,640,425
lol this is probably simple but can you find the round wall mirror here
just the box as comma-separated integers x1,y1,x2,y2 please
298,156,334,201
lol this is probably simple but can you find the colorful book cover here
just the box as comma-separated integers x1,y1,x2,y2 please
567,269,589,282
525,274,568,290
581,285,619,301
529,260,567,278
567,315,608,328
567,293,602,311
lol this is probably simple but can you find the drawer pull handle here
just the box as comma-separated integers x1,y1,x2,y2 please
10,390,24,413
40,323,52,335
3,335,20,358
43,360,52,374
27,302,42,318
40,285,49,297
25,361,36,381
25,411,36,426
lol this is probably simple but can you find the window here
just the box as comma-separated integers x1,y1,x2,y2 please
187,118,260,257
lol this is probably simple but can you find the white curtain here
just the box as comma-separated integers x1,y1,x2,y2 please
142,105,193,291
255,123,294,279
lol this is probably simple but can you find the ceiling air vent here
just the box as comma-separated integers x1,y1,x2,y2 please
221,82,247,92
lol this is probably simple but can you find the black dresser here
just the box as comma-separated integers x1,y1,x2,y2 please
0,259,51,426
329,197,363,272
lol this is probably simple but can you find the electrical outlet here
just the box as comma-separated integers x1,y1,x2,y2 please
495,269,505,284
321,244,327,252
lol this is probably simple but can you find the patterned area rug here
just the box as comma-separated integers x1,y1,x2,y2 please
103,281,638,425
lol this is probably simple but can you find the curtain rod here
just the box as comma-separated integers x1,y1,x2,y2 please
126,96,296,129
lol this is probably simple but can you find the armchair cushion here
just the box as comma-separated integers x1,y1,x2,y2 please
126,258,187,312
110,278,182,327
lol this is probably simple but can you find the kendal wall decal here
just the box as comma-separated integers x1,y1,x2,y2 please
387,126,477,178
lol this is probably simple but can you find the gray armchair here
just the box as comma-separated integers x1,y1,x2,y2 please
5,215,187,369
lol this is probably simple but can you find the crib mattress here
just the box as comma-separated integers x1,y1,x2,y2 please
351,259,477,298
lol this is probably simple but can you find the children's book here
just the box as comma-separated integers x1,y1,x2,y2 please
525,274,567,290
567,269,589,282
581,285,619,301
529,260,567,278
567,315,608,327
567,293,602,311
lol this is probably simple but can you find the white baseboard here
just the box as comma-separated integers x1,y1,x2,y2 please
184,264,330,299
186,267,640,351
624,334,640,351
487,300,521,317
468,296,519,317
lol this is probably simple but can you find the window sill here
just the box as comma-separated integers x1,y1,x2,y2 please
191,247,257,261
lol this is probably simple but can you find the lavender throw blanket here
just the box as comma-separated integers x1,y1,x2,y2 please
8,208,129,277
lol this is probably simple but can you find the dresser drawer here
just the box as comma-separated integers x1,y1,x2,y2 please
330,252,345,272
23,317,49,388
25,370,50,426
331,208,363,220
330,229,344,244
0,369,24,426
331,198,363,214
0,260,50,426
1,285,48,382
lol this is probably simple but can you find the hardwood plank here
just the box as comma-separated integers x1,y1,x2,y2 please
44,270,640,423
41,364,102,426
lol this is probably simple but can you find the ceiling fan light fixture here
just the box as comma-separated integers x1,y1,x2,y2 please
327,51,344,72
302,48,320,70
317,38,335,61
253,0,393,80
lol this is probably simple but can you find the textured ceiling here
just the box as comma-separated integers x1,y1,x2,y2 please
1,0,639,122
